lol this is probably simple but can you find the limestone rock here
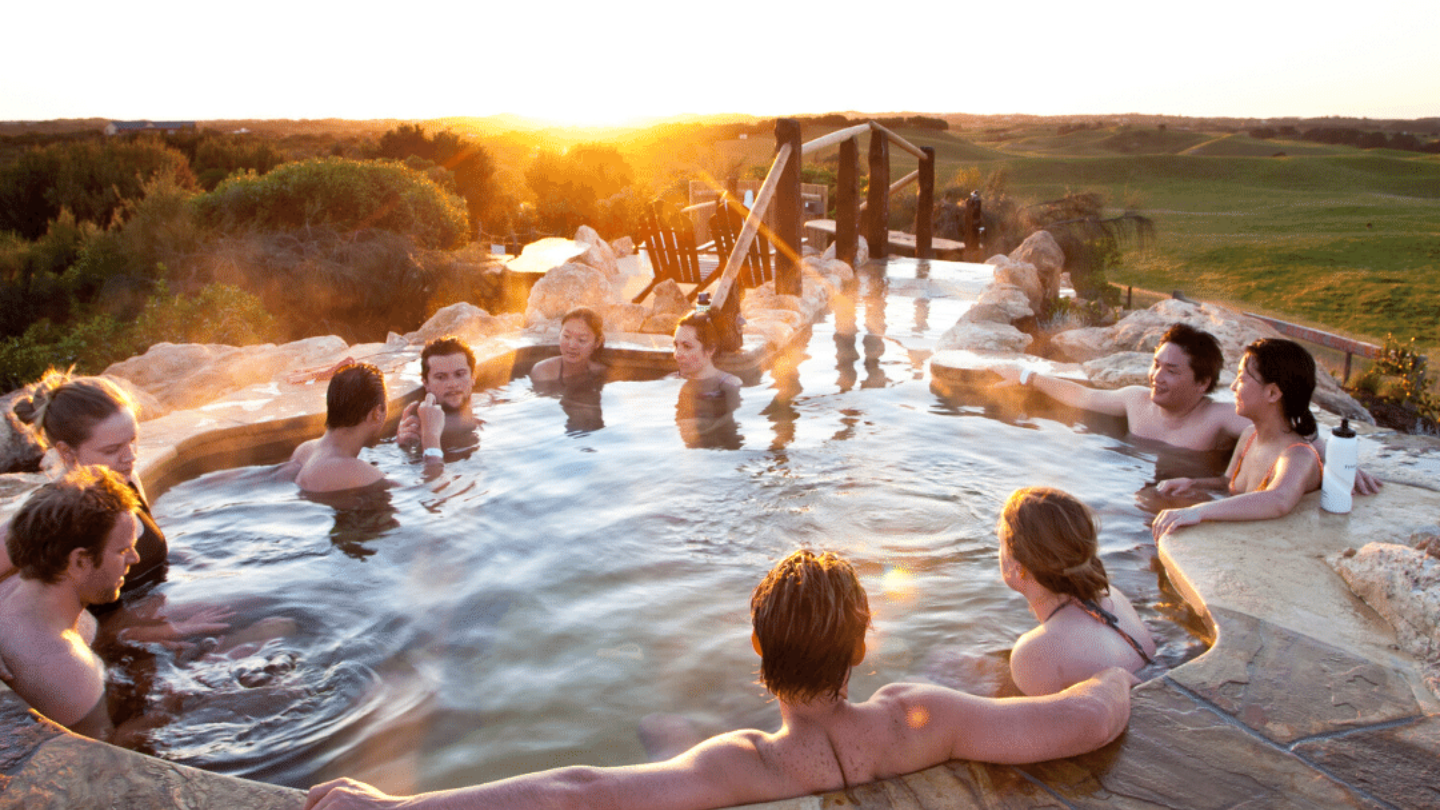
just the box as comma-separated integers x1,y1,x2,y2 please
1079,351,1151,389
105,343,239,394
525,262,611,325
1050,325,1116,363
640,280,690,334
406,302,513,347
1009,231,1065,300
822,236,869,266
1330,542,1440,699
574,226,619,277
746,308,805,332
937,320,1033,354
602,303,647,334
0,389,43,474
992,259,1044,313
743,283,804,317
650,280,691,320
108,337,350,413
609,236,634,258
964,283,1032,324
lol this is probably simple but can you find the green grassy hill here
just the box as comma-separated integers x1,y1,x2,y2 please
862,124,1440,351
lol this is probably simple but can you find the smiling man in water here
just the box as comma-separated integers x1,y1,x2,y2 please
0,466,141,740
995,322,1379,492
304,549,1136,810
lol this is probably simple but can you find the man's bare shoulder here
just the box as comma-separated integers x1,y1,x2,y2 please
1,620,106,728
297,457,385,494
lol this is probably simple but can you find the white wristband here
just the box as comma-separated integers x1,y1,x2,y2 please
423,447,443,461
1019,368,1034,387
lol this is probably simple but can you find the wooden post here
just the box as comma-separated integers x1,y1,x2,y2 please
774,118,803,297
836,137,859,267
916,146,934,259
867,129,889,259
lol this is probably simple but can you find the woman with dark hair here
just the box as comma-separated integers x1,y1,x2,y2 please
1152,338,1323,538
999,487,1155,696
531,307,608,386
673,310,741,420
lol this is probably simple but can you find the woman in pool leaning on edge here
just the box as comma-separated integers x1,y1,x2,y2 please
1151,338,1324,539
999,487,1156,696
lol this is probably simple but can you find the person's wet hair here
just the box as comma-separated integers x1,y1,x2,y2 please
7,465,140,584
1159,323,1224,394
750,549,870,704
421,336,476,380
326,363,386,429
12,368,133,450
677,310,720,353
998,487,1109,604
1244,338,1317,437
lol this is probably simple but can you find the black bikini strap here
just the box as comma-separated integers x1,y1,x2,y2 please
1077,598,1154,666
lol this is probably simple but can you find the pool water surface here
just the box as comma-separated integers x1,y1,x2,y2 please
138,260,1208,791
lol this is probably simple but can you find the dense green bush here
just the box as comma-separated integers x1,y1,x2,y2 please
372,125,499,235
0,282,275,392
0,137,196,239
195,158,470,250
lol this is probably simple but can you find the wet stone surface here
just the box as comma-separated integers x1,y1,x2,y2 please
1022,678,1380,809
1169,608,1422,744
1292,715,1440,809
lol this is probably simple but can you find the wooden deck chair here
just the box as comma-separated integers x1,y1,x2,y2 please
631,199,705,304
704,192,774,299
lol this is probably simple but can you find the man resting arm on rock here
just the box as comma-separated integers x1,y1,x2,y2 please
304,549,1135,810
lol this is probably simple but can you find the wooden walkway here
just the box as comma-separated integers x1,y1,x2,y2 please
804,218,964,257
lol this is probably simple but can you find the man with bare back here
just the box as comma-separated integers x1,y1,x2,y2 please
288,362,443,492
304,548,1135,810
0,466,141,739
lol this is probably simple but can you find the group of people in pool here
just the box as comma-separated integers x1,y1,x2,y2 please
0,312,1378,809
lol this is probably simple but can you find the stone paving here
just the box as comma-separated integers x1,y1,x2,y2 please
3,257,1439,809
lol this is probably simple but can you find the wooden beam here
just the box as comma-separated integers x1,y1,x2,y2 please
916,146,934,259
867,121,927,160
711,142,795,312
867,130,890,259
800,123,872,156
836,137,859,266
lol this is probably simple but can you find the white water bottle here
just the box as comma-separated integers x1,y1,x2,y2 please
1320,419,1358,514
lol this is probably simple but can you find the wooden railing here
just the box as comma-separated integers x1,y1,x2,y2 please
711,118,936,312
1166,290,1381,382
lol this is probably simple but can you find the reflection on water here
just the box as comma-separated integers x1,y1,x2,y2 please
142,259,1210,792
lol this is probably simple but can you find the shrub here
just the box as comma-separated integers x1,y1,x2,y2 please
195,158,470,250
131,281,277,348
0,137,196,239
526,145,637,238
0,314,129,392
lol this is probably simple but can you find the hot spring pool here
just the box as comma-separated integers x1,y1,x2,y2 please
132,260,1208,792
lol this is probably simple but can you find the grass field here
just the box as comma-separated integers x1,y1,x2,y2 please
851,125,1440,353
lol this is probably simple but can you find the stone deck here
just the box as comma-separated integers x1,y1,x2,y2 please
3,258,1439,809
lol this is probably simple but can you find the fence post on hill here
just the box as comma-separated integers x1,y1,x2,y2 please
774,118,803,297
836,136,860,267
916,146,935,259
867,129,890,259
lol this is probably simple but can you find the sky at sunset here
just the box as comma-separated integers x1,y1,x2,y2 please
4,0,1437,125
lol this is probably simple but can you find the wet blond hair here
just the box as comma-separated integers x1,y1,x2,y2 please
750,549,870,704
997,487,1109,603
11,368,134,451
